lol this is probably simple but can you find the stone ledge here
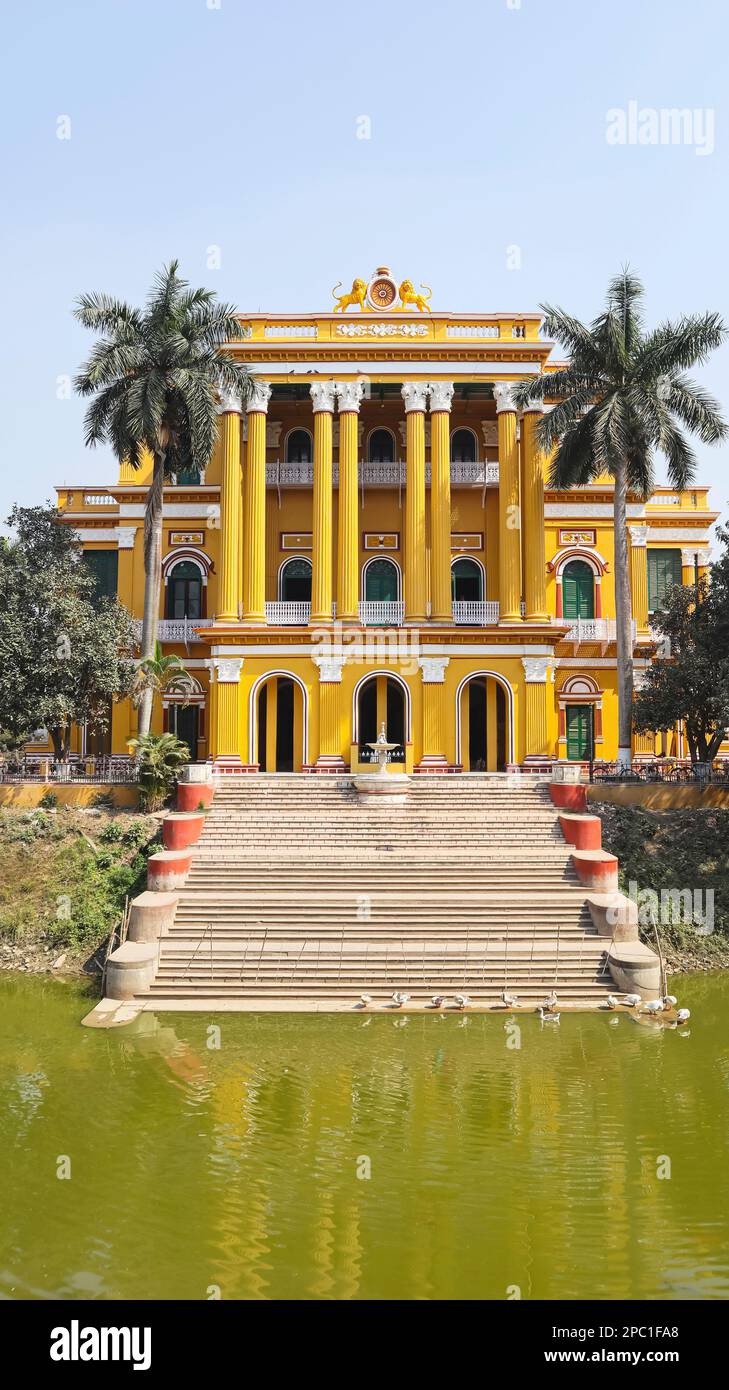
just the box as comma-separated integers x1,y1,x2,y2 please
105,941,158,1000
559,812,602,850
128,890,179,943
585,891,638,940
606,941,661,997
571,849,619,891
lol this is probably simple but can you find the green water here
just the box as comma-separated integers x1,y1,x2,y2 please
1,973,727,1301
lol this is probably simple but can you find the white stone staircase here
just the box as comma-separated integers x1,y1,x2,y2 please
139,775,615,1010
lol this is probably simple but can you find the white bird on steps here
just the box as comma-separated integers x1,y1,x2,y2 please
392,992,410,1008
431,995,446,1008
606,995,619,1009
676,1008,691,1024
623,994,642,1007
454,994,471,1010
663,994,678,1008
543,991,558,1011
643,999,664,1014
537,1007,560,1023
359,994,372,1008
501,990,518,1007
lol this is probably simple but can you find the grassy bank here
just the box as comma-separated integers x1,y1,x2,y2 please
593,802,729,970
0,804,162,974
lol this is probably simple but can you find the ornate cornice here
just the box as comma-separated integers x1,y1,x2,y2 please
246,380,272,414
428,381,455,413
401,382,429,414
310,381,337,414
335,380,366,413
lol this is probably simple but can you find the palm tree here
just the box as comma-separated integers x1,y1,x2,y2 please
74,261,253,735
132,641,195,709
513,269,726,766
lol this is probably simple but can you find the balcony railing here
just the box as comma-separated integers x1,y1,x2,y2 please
453,600,500,625
359,601,405,626
133,618,214,644
563,618,638,645
265,601,311,625
265,461,498,487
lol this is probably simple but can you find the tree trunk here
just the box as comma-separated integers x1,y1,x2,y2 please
614,459,634,768
137,449,166,737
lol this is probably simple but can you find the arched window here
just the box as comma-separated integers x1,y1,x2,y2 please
166,561,203,619
451,557,483,602
450,428,477,463
562,560,595,620
286,429,313,464
364,557,399,602
368,429,395,463
280,556,312,602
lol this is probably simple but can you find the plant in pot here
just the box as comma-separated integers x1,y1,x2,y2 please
129,732,190,812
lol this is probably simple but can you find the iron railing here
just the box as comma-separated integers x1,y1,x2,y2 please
0,756,139,784
590,760,729,785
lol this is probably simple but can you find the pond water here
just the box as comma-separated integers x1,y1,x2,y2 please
0,973,727,1301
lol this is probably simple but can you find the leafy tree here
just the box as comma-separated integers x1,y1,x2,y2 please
634,532,729,763
513,269,726,765
73,260,254,735
128,731,190,811
0,505,136,759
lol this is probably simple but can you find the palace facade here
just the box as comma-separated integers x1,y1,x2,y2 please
54,269,716,773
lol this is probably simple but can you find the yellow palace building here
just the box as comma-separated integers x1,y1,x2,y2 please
56,268,716,774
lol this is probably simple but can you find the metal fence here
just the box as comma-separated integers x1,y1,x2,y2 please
590,760,729,786
0,757,140,785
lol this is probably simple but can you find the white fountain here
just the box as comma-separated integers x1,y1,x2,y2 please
353,722,410,800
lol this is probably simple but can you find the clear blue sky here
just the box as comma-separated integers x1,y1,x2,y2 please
1,0,727,526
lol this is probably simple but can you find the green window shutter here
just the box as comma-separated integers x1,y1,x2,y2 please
566,706,589,760
83,550,118,600
647,550,682,613
365,559,398,602
562,561,594,620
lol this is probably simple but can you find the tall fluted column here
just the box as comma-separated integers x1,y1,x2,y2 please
212,656,243,771
242,380,272,624
629,526,650,635
313,655,347,769
216,392,242,622
336,381,365,622
494,384,522,623
417,657,450,770
402,382,428,624
310,382,336,625
429,381,454,623
522,657,552,769
521,406,548,622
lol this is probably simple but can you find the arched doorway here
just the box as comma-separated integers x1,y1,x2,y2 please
456,673,513,771
363,556,400,603
251,673,308,772
354,673,407,765
367,428,396,462
451,557,483,603
279,556,312,603
285,429,313,464
450,428,478,463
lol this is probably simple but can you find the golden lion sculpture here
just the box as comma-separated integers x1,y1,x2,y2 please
398,280,432,312
332,278,368,312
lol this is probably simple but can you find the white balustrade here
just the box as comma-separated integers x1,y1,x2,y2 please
564,618,637,645
134,618,213,643
265,602,311,625
358,601,405,626
266,460,498,487
452,601,500,626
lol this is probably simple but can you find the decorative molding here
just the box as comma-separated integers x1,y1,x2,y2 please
522,656,552,683
265,421,282,448
645,526,711,542
419,656,449,684
246,380,272,414
310,381,337,413
428,381,455,413
313,655,345,683
680,546,711,566
558,527,596,548
451,533,484,551
629,525,649,547
493,383,518,415
480,421,498,449
116,527,136,549
401,382,429,414
214,657,243,683
335,380,366,413
281,532,313,550
169,530,204,547
217,389,241,415
335,322,428,338
364,532,399,550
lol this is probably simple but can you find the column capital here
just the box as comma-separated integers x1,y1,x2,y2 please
522,656,552,683
336,380,366,413
310,381,337,414
428,381,454,413
313,654,345,683
681,545,711,567
246,380,272,414
629,524,649,547
419,656,449,684
521,399,546,417
401,382,429,414
493,383,518,415
217,388,241,415
213,657,244,683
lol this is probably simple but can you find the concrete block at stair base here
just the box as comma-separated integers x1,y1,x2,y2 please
586,892,639,941
179,762,213,785
106,942,158,1000
552,762,583,785
128,890,179,943
607,942,661,998
559,812,602,851
162,811,205,850
572,849,619,891
177,782,214,812
147,849,192,890
549,783,587,812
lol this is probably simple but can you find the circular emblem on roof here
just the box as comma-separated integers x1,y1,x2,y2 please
367,267,398,311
